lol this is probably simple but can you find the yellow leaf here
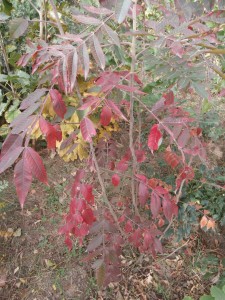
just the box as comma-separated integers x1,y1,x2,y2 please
65,96,79,107
77,143,88,160
30,121,42,139
0,124,9,136
42,96,56,118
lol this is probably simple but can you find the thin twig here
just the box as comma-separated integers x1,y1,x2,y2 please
49,0,64,35
129,0,140,217
39,0,44,39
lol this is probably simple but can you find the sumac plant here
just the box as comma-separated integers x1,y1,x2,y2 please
0,0,225,287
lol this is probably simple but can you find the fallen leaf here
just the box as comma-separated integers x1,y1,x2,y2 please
13,228,22,237
200,215,208,228
44,259,56,268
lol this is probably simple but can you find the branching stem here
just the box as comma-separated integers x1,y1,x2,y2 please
90,142,124,237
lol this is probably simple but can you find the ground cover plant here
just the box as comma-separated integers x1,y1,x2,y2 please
1,0,225,298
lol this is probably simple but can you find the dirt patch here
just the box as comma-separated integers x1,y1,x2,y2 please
0,153,94,300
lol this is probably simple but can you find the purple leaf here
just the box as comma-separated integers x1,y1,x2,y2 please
73,14,102,25
82,43,90,80
92,34,105,70
115,0,132,24
0,146,24,173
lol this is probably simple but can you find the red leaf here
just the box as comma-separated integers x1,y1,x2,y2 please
148,124,162,153
164,147,180,168
135,174,147,183
163,90,174,105
80,117,96,142
81,184,94,204
177,128,190,148
125,220,133,233
100,106,112,126
176,166,195,189
129,228,142,248
71,169,85,197
0,146,24,174
78,96,101,111
135,149,146,163
39,117,62,149
116,159,129,172
151,192,161,218
112,174,120,186
82,208,96,225
49,89,67,119
23,147,48,185
105,99,128,121
138,182,149,206
14,158,33,208
162,199,178,221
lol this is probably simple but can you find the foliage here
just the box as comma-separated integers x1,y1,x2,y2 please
1,0,225,288
183,284,225,300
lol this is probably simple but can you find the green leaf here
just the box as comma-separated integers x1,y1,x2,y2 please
200,296,214,300
2,0,13,15
183,296,194,300
202,99,212,114
191,81,209,99
9,18,29,39
222,285,225,294
5,100,20,123
210,286,225,300
0,125,9,137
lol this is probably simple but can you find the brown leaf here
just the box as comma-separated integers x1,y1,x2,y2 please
200,215,208,228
